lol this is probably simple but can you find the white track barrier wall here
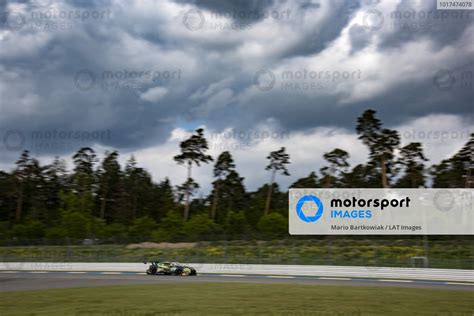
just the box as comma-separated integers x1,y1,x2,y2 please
0,262,473,282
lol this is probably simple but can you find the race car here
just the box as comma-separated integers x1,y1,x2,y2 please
145,261,197,276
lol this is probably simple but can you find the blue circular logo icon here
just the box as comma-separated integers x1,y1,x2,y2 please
296,195,324,222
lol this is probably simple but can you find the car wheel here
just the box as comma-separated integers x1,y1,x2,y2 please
181,268,191,276
147,266,157,275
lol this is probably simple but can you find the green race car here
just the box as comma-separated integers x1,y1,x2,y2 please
145,261,197,276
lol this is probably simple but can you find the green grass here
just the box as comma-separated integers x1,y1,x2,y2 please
0,283,473,315
1,239,473,269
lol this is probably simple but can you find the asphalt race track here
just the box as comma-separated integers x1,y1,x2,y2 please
0,271,473,292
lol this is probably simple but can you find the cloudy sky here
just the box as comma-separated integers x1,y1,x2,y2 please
0,0,473,194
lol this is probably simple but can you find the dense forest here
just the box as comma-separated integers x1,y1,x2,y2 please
0,109,472,242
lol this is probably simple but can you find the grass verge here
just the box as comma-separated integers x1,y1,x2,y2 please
0,283,473,315
1,239,473,269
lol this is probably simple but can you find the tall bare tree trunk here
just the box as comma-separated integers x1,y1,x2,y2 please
210,182,219,221
15,186,23,221
264,170,276,215
184,161,192,221
132,194,137,220
324,176,331,188
380,156,388,188
100,186,108,219
466,166,471,188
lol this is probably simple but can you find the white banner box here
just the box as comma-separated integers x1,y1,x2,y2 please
289,189,473,235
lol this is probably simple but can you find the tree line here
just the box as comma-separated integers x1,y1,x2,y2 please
0,109,472,242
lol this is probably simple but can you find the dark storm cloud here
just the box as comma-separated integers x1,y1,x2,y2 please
202,77,474,137
262,68,472,132
282,0,361,57
177,0,361,58
0,0,473,163
372,0,473,50
1,0,187,156
174,0,276,23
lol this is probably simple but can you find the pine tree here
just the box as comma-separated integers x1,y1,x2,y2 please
395,142,428,188
432,133,473,188
320,148,350,188
13,150,31,221
356,109,400,188
97,151,122,221
290,172,319,188
71,147,97,215
176,178,200,205
173,128,213,221
264,147,290,215
210,151,236,221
